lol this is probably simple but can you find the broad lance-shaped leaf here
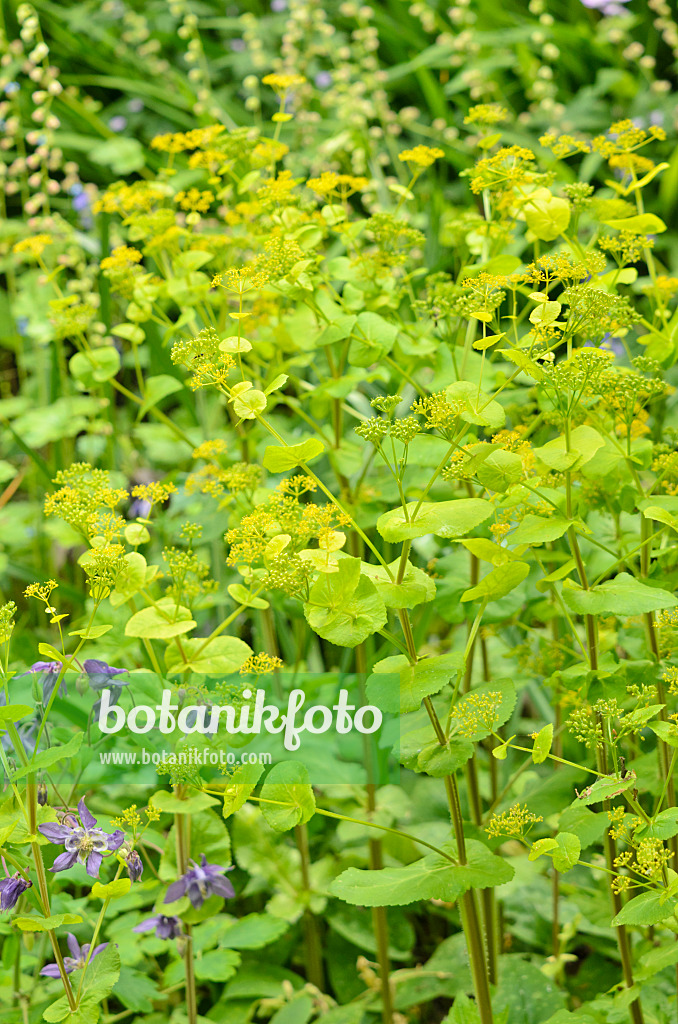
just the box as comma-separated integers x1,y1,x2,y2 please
562,573,678,617
12,732,83,781
461,561,529,603
377,498,493,543
510,514,571,547
612,890,678,927
367,652,464,713
330,840,513,907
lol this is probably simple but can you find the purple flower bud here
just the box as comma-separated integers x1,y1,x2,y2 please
108,115,128,132
315,71,332,89
126,851,143,882
0,873,32,911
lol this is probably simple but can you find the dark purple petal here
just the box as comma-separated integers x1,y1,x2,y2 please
210,875,236,900
66,933,81,959
40,964,65,978
164,879,186,903
38,823,73,844
50,850,78,872
77,798,97,830
106,829,125,851
86,851,103,878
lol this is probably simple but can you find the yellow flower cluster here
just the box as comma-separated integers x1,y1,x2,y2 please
100,245,143,271
306,172,370,197
485,803,543,839
398,145,445,168
13,233,53,258
240,652,283,675
262,72,306,93
151,124,226,153
174,188,214,213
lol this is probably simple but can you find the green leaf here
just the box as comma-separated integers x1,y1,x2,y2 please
510,515,571,547
360,559,436,610
125,599,196,639
533,425,604,472
475,448,523,492
648,720,678,748
612,890,678,927
304,557,386,648
446,380,506,431
90,878,131,900
194,948,241,982
220,912,289,949
532,723,553,764
416,736,474,776
551,832,581,872
138,375,183,418
165,635,252,676
260,761,316,831
367,652,464,713
70,348,120,388
0,703,33,727
263,438,325,472
349,311,399,365
525,192,571,240
12,732,83,781
461,561,529,602
223,761,265,819
13,912,83,931
68,624,113,639
377,498,493,543
634,808,678,841
227,583,269,609
578,772,637,805
330,840,512,907
562,573,678,617
604,213,667,234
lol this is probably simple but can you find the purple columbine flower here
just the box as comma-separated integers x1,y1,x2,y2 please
18,661,66,704
0,872,32,911
83,660,129,692
40,933,108,977
164,854,235,909
133,914,182,940
38,798,124,878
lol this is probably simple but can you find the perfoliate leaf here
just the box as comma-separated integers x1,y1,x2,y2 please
260,762,316,831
